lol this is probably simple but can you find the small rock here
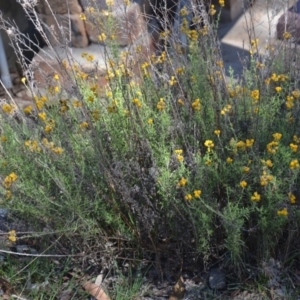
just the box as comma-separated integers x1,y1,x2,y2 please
208,268,226,290
16,245,38,254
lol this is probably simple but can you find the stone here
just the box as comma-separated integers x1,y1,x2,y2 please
36,0,82,15
32,29,155,88
277,9,300,42
39,13,89,48
84,1,146,46
208,268,226,290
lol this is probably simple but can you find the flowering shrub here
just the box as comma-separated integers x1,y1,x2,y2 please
1,0,300,290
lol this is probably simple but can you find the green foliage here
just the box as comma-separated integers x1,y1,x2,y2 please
1,2,300,295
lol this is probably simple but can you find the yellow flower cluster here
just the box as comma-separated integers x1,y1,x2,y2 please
35,95,47,110
204,140,214,152
175,149,184,162
81,52,95,62
7,230,16,242
192,99,201,111
290,159,299,169
251,89,260,102
288,192,296,204
240,180,247,188
177,177,187,187
42,138,64,155
251,191,261,202
283,31,292,39
4,172,17,200
2,103,15,114
132,98,142,108
23,105,33,114
185,189,202,201
277,207,288,216
221,104,232,115
265,73,288,85
25,140,41,152
236,139,254,151
4,172,17,189
260,170,274,186
157,98,166,111
261,159,273,167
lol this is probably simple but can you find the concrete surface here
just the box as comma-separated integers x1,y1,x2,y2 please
219,0,297,79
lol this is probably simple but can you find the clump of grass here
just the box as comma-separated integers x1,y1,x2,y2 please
0,0,300,295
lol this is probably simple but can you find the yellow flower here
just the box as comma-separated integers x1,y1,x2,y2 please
80,121,89,129
23,105,33,114
275,86,282,92
214,130,221,136
288,192,296,204
179,5,189,16
251,89,260,101
8,230,16,242
191,98,201,111
35,95,47,110
261,159,273,167
178,99,184,105
205,159,212,165
260,171,274,186
283,31,292,39
251,192,261,202
44,125,53,133
38,112,47,121
267,141,278,154
2,103,14,113
290,143,298,152
98,33,107,41
277,208,288,216
226,157,233,163
147,118,153,124
177,154,184,162
1,135,7,142
292,90,300,98
176,67,185,74
185,193,192,201
175,149,183,154
246,139,254,147
293,135,300,144
194,190,202,198
79,13,86,20
236,141,246,150
25,140,41,152
290,159,300,169
242,166,250,173
169,76,177,86
209,4,216,15
52,147,64,154
177,177,188,187
240,181,247,188
53,73,60,80
204,140,214,151
272,133,282,141
132,98,142,107
4,172,18,189
157,98,166,111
